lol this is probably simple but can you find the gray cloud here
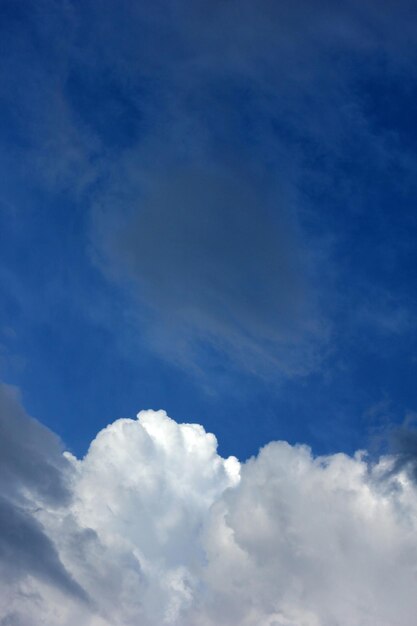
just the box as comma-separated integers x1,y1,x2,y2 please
0,496,87,602
0,383,88,604
0,613,25,626
390,416,417,482
0,383,72,505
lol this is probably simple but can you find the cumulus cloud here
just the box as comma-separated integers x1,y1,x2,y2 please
2,386,417,625
0,382,87,609
197,445,417,626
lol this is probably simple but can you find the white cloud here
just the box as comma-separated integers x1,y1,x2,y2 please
196,444,417,626
62,410,240,625
2,391,417,625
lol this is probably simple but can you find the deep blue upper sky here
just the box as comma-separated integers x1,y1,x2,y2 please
1,0,416,460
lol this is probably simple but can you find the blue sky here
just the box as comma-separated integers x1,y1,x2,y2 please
3,3,417,625
1,0,416,463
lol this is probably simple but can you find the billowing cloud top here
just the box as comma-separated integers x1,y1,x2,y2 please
2,383,417,625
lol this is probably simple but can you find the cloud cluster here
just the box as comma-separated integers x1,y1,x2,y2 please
2,383,417,625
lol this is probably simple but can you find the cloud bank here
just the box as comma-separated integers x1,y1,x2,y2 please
2,383,417,625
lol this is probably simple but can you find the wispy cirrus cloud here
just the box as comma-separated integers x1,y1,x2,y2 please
2,0,417,386
93,162,326,379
